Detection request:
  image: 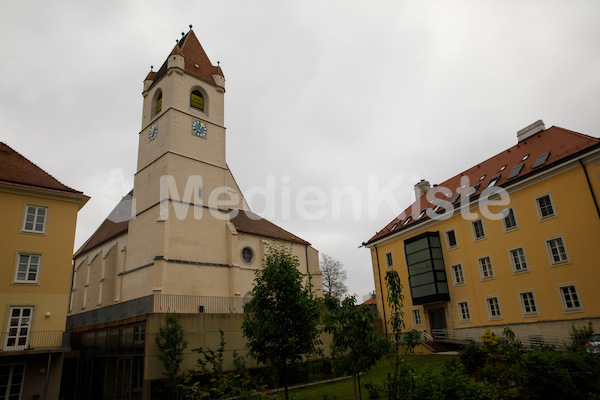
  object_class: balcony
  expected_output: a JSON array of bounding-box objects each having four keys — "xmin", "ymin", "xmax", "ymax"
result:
[{"xmin": 0, "ymin": 330, "xmax": 69, "ymax": 353}]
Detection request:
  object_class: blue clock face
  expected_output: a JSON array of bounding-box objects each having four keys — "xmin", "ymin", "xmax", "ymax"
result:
[
  {"xmin": 192, "ymin": 120, "xmax": 207, "ymax": 138},
  {"xmin": 148, "ymin": 124, "xmax": 158, "ymax": 141}
]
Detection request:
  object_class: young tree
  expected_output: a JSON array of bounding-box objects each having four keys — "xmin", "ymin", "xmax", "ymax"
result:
[
  {"xmin": 155, "ymin": 313, "xmax": 188, "ymax": 398},
  {"xmin": 320, "ymin": 253, "xmax": 348, "ymax": 299},
  {"xmin": 242, "ymin": 243, "xmax": 321, "ymax": 400},
  {"xmin": 323, "ymin": 295, "xmax": 389, "ymax": 400}
]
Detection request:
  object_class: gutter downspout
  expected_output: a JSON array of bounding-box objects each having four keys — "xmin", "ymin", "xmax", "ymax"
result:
[
  {"xmin": 374, "ymin": 246, "xmax": 388, "ymax": 337},
  {"xmin": 580, "ymin": 160, "xmax": 600, "ymax": 219}
]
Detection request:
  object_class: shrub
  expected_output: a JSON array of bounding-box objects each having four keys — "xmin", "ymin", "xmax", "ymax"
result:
[
  {"xmin": 459, "ymin": 341, "xmax": 486, "ymax": 374},
  {"xmin": 568, "ymin": 321, "xmax": 595, "ymax": 352}
]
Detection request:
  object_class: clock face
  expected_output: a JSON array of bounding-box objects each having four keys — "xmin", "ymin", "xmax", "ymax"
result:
[
  {"xmin": 148, "ymin": 124, "xmax": 158, "ymax": 141},
  {"xmin": 192, "ymin": 120, "xmax": 207, "ymax": 138}
]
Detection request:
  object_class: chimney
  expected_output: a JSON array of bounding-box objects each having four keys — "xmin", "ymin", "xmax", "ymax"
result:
[
  {"xmin": 414, "ymin": 179, "xmax": 431, "ymax": 200},
  {"xmin": 517, "ymin": 120, "xmax": 545, "ymax": 143}
]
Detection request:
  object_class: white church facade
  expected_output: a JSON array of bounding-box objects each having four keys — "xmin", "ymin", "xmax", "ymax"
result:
[{"xmin": 64, "ymin": 28, "xmax": 322, "ymax": 400}]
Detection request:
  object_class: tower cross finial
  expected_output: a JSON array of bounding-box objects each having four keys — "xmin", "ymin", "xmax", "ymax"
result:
[
  {"xmin": 189, "ymin": 24, "xmax": 193, "ymax": 30},
  {"xmin": 150, "ymin": 65, "xmax": 153, "ymax": 72}
]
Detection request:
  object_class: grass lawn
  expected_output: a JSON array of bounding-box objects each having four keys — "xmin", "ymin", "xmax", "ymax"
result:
[{"xmin": 270, "ymin": 354, "xmax": 457, "ymax": 400}]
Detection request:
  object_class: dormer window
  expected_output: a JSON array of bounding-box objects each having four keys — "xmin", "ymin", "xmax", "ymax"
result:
[{"xmin": 191, "ymin": 90, "xmax": 204, "ymax": 111}]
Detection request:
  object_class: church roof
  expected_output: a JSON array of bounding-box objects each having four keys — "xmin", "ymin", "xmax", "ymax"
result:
[
  {"xmin": 0, "ymin": 142, "xmax": 88, "ymax": 199},
  {"xmin": 365, "ymin": 126, "xmax": 600, "ymax": 245},
  {"xmin": 231, "ymin": 210, "xmax": 310, "ymax": 245},
  {"xmin": 148, "ymin": 29, "xmax": 224, "ymax": 89},
  {"xmin": 74, "ymin": 201, "xmax": 310, "ymax": 258}
]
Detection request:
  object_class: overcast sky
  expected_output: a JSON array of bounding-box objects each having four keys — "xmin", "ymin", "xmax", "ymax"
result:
[{"xmin": 2, "ymin": 1, "xmax": 599, "ymax": 300}]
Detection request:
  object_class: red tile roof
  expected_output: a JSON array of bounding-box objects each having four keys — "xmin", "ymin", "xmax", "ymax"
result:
[
  {"xmin": 148, "ymin": 29, "xmax": 224, "ymax": 90},
  {"xmin": 231, "ymin": 210, "xmax": 310, "ymax": 245},
  {"xmin": 0, "ymin": 142, "xmax": 87, "ymax": 199},
  {"xmin": 365, "ymin": 126, "xmax": 600, "ymax": 245},
  {"xmin": 74, "ymin": 204, "xmax": 309, "ymax": 258},
  {"xmin": 361, "ymin": 294, "xmax": 377, "ymax": 305}
]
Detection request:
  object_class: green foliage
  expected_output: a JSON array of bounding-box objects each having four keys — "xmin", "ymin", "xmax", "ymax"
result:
[
  {"xmin": 323, "ymin": 295, "xmax": 389, "ymax": 399},
  {"xmin": 385, "ymin": 270, "xmax": 405, "ymax": 354},
  {"xmin": 568, "ymin": 321, "xmax": 595, "ymax": 351},
  {"xmin": 180, "ymin": 330, "xmax": 255, "ymax": 399},
  {"xmin": 459, "ymin": 341, "xmax": 486, "ymax": 375},
  {"xmin": 242, "ymin": 243, "xmax": 321, "ymax": 400},
  {"xmin": 363, "ymin": 381, "xmax": 385, "ymax": 399},
  {"xmin": 155, "ymin": 313, "xmax": 188, "ymax": 396}
]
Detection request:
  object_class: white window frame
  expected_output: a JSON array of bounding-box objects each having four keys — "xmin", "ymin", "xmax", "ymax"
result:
[
  {"xmin": 411, "ymin": 308, "xmax": 423, "ymax": 327},
  {"xmin": 14, "ymin": 253, "xmax": 41, "ymax": 284},
  {"xmin": 478, "ymin": 255, "xmax": 495, "ymax": 280},
  {"xmin": 508, "ymin": 246, "xmax": 528, "ymax": 274},
  {"xmin": 4, "ymin": 306, "xmax": 33, "ymax": 351},
  {"xmin": 485, "ymin": 295, "xmax": 502, "ymax": 320},
  {"xmin": 451, "ymin": 263, "xmax": 465, "ymax": 286},
  {"xmin": 534, "ymin": 193, "xmax": 556, "ymax": 221},
  {"xmin": 545, "ymin": 235, "xmax": 570, "ymax": 266},
  {"xmin": 502, "ymin": 207, "xmax": 518, "ymax": 232},
  {"xmin": 557, "ymin": 282, "xmax": 583, "ymax": 313},
  {"xmin": 0, "ymin": 363, "xmax": 26, "ymax": 400},
  {"xmin": 471, "ymin": 219, "xmax": 486, "ymax": 241},
  {"xmin": 457, "ymin": 300, "xmax": 471, "ymax": 323},
  {"xmin": 385, "ymin": 252, "xmax": 394, "ymax": 268},
  {"xmin": 518, "ymin": 290, "xmax": 539, "ymax": 317},
  {"xmin": 21, "ymin": 204, "xmax": 48, "ymax": 234},
  {"xmin": 445, "ymin": 228, "xmax": 458, "ymax": 250}
]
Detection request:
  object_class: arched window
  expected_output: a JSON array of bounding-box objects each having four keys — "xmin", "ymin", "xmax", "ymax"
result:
[
  {"xmin": 190, "ymin": 90, "xmax": 204, "ymax": 111},
  {"xmin": 153, "ymin": 90, "xmax": 162, "ymax": 116}
]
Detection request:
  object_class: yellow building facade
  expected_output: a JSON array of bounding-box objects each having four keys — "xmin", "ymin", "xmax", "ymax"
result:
[
  {"xmin": 365, "ymin": 122, "xmax": 600, "ymax": 345},
  {"xmin": 0, "ymin": 142, "xmax": 88, "ymax": 399}
]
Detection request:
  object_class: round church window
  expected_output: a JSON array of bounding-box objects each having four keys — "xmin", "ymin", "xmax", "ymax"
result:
[{"xmin": 241, "ymin": 247, "xmax": 254, "ymax": 264}]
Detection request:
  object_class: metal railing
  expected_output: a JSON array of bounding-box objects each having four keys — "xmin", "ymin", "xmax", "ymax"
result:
[
  {"xmin": 431, "ymin": 328, "xmax": 570, "ymax": 349},
  {"xmin": 0, "ymin": 330, "xmax": 66, "ymax": 352},
  {"xmin": 153, "ymin": 294, "xmax": 250, "ymax": 314}
]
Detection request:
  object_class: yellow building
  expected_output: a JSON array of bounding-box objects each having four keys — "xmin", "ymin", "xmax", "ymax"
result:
[
  {"xmin": 65, "ymin": 28, "xmax": 322, "ymax": 400},
  {"xmin": 0, "ymin": 142, "xmax": 88, "ymax": 399},
  {"xmin": 364, "ymin": 121, "xmax": 600, "ymax": 346}
]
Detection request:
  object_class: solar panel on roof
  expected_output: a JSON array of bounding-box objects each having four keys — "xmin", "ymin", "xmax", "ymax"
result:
[
  {"xmin": 507, "ymin": 164, "xmax": 524, "ymax": 180},
  {"xmin": 533, "ymin": 152, "xmax": 550, "ymax": 168}
]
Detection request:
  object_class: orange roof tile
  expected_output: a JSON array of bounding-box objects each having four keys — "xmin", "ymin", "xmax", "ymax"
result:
[
  {"xmin": 365, "ymin": 126, "xmax": 600, "ymax": 245},
  {"xmin": 148, "ymin": 29, "xmax": 223, "ymax": 89},
  {"xmin": 0, "ymin": 142, "xmax": 87, "ymax": 198}
]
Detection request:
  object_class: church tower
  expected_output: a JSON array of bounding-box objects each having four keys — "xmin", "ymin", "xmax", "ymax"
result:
[{"xmin": 125, "ymin": 28, "xmax": 249, "ymax": 298}]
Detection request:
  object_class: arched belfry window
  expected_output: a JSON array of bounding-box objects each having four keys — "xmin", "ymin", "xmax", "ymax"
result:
[
  {"xmin": 153, "ymin": 90, "xmax": 162, "ymax": 117},
  {"xmin": 190, "ymin": 90, "xmax": 204, "ymax": 111}
]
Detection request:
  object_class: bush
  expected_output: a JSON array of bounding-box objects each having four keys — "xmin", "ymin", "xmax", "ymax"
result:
[
  {"xmin": 459, "ymin": 341, "xmax": 486, "ymax": 374},
  {"xmin": 568, "ymin": 321, "xmax": 595, "ymax": 352}
]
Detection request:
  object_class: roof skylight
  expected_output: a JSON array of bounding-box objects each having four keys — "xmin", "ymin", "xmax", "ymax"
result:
[
  {"xmin": 487, "ymin": 174, "xmax": 501, "ymax": 188},
  {"xmin": 500, "ymin": 165, "xmax": 507, "ymax": 171},
  {"xmin": 522, "ymin": 154, "xmax": 530, "ymax": 161},
  {"xmin": 391, "ymin": 222, "xmax": 399, "ymax": 230},
  {"xmin": 479, "ymin": 175, "xmax": 486, "ymax": 181},
  {"xmin": 507, "ymin": 164, "xmax": 524, "ymax": 179},
  {"xmin": 402, "ymin": 216, "xmax": 412, "ymax": 226},
  {"xmin": 533, "ymin": 152, "xmax": 550, "ymax": 168}
]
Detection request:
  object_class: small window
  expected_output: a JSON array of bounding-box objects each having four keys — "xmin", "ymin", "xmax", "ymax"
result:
[
  {"xmin": 156, "ymin": 91, "xmax": 162, "ymax": 114},
  {"xmin": 402, "ymin": 216, "xmax": 412, "ymax": 226},
  {"xmin": 486, "ymin": 296, "xmax": 502, "ymax": 320},
  {"xmin": 0, "ymin": 364, "xmax": 25, "ymax": 396},
  {"xmin": 451, "ymin": 264, "xmax": 465, "ymax": 286},
  {"xmin": 522, "ymin": 154, "xmax": 530, "ymax": 161},
  {"xmin": 457, "ymin": 301, "xmax": 471, "ymax": 323},
  {"xmin": 445, "ymin": 229, "xmax": 457, "ymax": 249},
  {"xmin": 22, "ymin": 205, "xmax": 47, "ymax": 233},
  {"xmin": 479, "ymin": 175, "xmax": 486, "ymax": 181},
  {"xmin": 472, "ymin": 219, "xmax": 485, "ymax": 240},
  {"xmin": 535, "ymin": 193, "xmax": 555, "ymax": 220},
  {"xmin": 532, "ymin": 152, "xmax": 550, "ymax": 168},
  {"xmin": 519, "ymin": 291, "xmax": 538, "ymax": 316},
  {"xmin": 509, "ymin": 247, "xmax": 528, "ymax": 273},
  {"xmin": 507, "ymin": 164, "xmax": 524, "ymax": 180},
  {"xmin": 417, "ymin": 210, "xmax": 426, "ymax": 219},
  {"xmin": 385, "ymin": 252, "xmax": 394, "ymax": 268},
  {"xmin": 412, "ymin": 309, "xmax": 422, "ymax": 327},
  {"xmin": 15, "ymin": 253, "xmax": 41, "ymax": 283},
  {"xmin": 502, "ymin": 207, "xmax": 518, "ymax": 231},
  {"xmin": 241, "ymin": 247, "xmax": 254, "ymax": 264},
  {"xmin": 499, "ymin": 165, "xmax": 507, "ymax": 171},
  {"xmin": 191, "ymin": 90, "xmax": 204, "ymax": 110},
  {"xmin": 557, "ymin": 283, "xmax": 583, "ymax": 313},
  {"xmin": 391, "ymin": 222, "xmax": 399, "ymax": 231},
  {"xmin": 478, "ymin": 256, "xmax": 494, "ymax": 280},
  {"xmin": 545, "ymin": 236, "xmax": 570, "ymax": 265},
  {"xmin": 487, "ymin": 175, "xmax": 501, "ymax": 188}
]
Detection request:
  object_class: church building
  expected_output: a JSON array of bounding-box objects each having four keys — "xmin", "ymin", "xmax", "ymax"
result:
[{"xmin": 64, "ymin": 28, "xmax": 322, "ymax": 400}]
